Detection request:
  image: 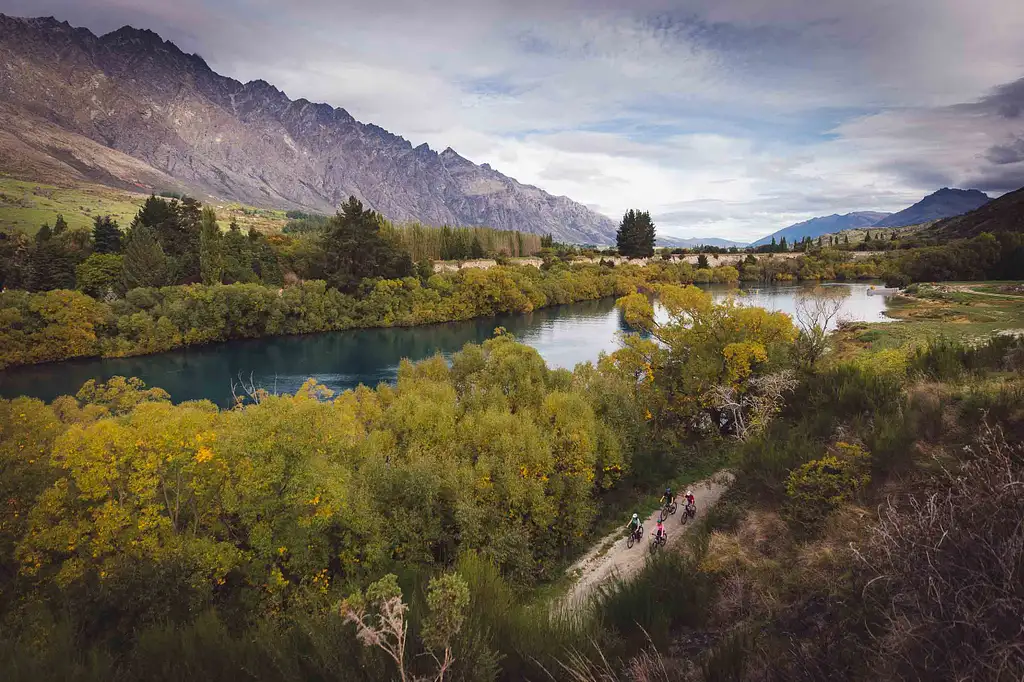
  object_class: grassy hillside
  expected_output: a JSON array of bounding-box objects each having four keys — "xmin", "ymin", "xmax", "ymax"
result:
[
  {"xmin": 0, "ymin": 176, "xmax": 291, "ymax": 235},
  {"xmin": 930, "ymin": 185, "xmax": 1024, "ymax": 239}
]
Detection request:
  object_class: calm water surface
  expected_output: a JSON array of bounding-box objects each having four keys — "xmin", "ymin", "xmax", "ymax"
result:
[{"xmin": 0, "ymin": 283, "xmax": 893, "ymax": 405}]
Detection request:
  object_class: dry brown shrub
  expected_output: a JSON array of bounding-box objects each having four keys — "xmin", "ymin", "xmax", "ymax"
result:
[{"xmin": 858, "ymin": 422, "xmax": 1024, "ymax": 681}]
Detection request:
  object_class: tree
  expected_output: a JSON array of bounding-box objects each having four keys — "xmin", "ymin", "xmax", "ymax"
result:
[
  {"xmin": 76, "ymin": 253, "xmax": 123, "ymax": 298},
  {"xmin": 92, "ymin": 216, "xmax": 123, "ymax": 254},
  {"xmin": 470, "ymin": 236, "xmax": 485, "ymax": 259},
  {"xmin": 780, "ymin": 236, "xmax": 788, "ymax": 252},
  {"xmin": 130, "ymin": 195, "xmax": 201, "ymax": 284},
  {"xmin": 27, "ymin": 224, "xmax": 75, "ymax": 291},
  {"xmin": 199, "ymin": 207, "xmax": 223, "ymax": 285},
  {"xmin": 793, "ymin": 286, "xmax": 849, "ymax": 368},
  {"xmin": 52, "ymin": 214, "xmax": 68, "ymax": 236},
  {"xmin": 616, "ymin": 209, "xmax": 656, "ymax": 258},
  {"xmin": 865, "ymin": 230, "xmax": 872, "ymax": 243},
  {"xmin": 221, "ymin": 221, "xmax": 255, "ymax": 284},
  {"xmin": 322, "ymin": 196, "xmax": 413, "ymax": 293},
  {"xmin": 122, "ymin": 225, "xmax": 171, "ymax": 289},
  {"xmin": 697, "ymin": 254, "xmax": 710, "ymax": 269}
]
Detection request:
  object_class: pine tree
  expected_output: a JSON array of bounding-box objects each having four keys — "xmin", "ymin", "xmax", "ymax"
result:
[
  {"xmin": 322, "ymin": 196, "xmax": 413, "ymax": 293},
  {"xmin": 697, "ymin": 254, "xmax": 710, "ymax": 269},
  {"xmin": 53, "ymin": 214, "xmax": 68, "ymax": 236},
  {"xmin": 27, "ymin": 224, "xmax": 75, "ymax": 291},
  {"xmin": 770, "ymin": 236, "xmax": 777, "ymax": 252},
  {"xmin": 122, "ymin": 225, "xmax": 170, "ymax": 289},
  {"xmin": 199, "ymin": 207, "xmax": 223, "ymax": 285},
  {"xmin": 616, "ymin": 210, "xmax": 656, "ymax": 258},
  {"xmin": 92, "ymin": 216, "xmax": 123, "ymax": 254},
  {"xmin": 844, "ymin": 234, "xmax": 850, "ymax": 245},
  {"xmin": 865, "ymin": 230, "xmax": 872, "ymax": 243},
  {"xmin": 780, "ymin": 236, "xmax": 788, "ymax": 252},
  {"xmin": 817, "ymin": 236, "xmax": 823, "ymax": 247}
]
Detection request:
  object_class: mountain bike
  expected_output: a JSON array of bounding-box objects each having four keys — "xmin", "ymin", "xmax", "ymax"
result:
[
  {"xmin": 658, "ymin": 499, "xmax": 678, "ymax": 523},
  {"xmin": 649, "ymin": 531, "xmax": 667, "ymax": 554},
  {"xmin": 680, "ymin": 502, "xmax": 697, "ymax": 525},
  {"xmin": 626, "ymin": 524, "xmax": 644, "ymax": 549}
]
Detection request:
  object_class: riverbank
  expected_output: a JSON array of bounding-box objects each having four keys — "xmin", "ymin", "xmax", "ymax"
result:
[
  {"xmin": 833, "ymin": 280, "xmax": 1024, "ymax": 358},
  {"xmin": 0, "ymin": 260, "xmax": 742, "ymax": 371},
  {"xmin": 0, "ymin": 283, "xmax": 894, "ymax": 405}
]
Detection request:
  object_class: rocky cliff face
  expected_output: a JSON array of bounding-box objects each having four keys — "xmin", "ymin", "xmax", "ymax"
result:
[{"xmin": 0, "ymin": 15, "xmax": 617, "ymax": 243}]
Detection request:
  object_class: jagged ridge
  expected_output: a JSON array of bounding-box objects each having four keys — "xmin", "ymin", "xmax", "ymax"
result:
[{"xmin": 0, "ymin": 14, "xmax": 617, "ymax": 243}]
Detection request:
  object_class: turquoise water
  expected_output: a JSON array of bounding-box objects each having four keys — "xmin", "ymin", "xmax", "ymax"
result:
[{"xmin": 0, "ymin": 283, "xmax": 892, "ymax": 405}]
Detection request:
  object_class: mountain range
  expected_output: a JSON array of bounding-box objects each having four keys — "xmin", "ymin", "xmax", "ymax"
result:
[
  {"xmin": 872, "ymin": 188, "xmax": 991, "ymax": 228},
  {"xmin": 752, "ymin": 188, "xmax": 993, "ymax": 246},
  {"xmin": 750, "ymin": 211, "xmax": 890, "ymax": 247},
  {"xmin": 656, "ymin": 236, "xmax": 746, "ymax": 249},
  {"xmin": 929, "ymin": 185, "xmax": 1024, "ymax": 239},
  {"xmin": 0, "ymin": 15, "xmax": 617, "ymax": 243}
]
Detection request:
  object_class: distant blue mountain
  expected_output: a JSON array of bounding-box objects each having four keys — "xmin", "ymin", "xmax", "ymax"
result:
[
  {"xmin": 871, "ymin": 188, "xmax": 990, "ymax": 227},
  {"xmin": 656, "ymin": 236, "xmax": 746, "ymax": 248},
  {"xmin": 751, "ymin": 211, "xmax": 890, "ymax": 247}
]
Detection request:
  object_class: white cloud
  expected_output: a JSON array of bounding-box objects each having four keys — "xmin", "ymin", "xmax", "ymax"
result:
[{"xmin": 4, "ymin": 0, "xmax": 1024, "ymax": 240}]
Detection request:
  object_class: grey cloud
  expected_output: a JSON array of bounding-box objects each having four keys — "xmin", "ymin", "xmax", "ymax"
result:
[
  {"xmin": 974, "ymin": 78, "xmax": 1024, "ymax": 119},
  {"xmin": 985, "ymin": 137, "xmax": 1024, "ymax": 165},
  {"xmin": 3, "ymin": 0, "xmax": 1024, "ymax": 241}
]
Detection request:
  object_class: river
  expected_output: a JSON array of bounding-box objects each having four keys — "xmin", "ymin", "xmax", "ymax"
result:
[{"xmin": 0, "ymin": 283, "xmax": 894, "ymax": 405}]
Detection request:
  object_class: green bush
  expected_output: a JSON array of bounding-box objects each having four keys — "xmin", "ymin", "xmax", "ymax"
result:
[{"xmin": 783, "ymin": 443, "xmax": 871, "ymax": 532}]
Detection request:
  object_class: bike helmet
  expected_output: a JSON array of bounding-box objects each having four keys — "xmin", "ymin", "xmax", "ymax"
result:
[
  {"xmin": 632, "ymin": 513, "xmax": 639, "ymax": 520},
  {"xmin": 665, "ymin": 487, "xmax": 671, "ymax": 494},
  {"xmin": 686, "ymin": 490, "xmax": 693, "ymax": 496}
]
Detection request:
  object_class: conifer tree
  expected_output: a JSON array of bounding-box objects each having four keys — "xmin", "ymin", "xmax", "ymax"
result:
[
  {"xmin": 199, "ymin": 207, "xmax": 223, "ymax": 285},
  {"xmin": 92, "ymin": 216, "xmax": 123, "ymax": 254},
  {"xmin": 616, "ymin": 210, "xmax": 656, "ymax": 258},
  {"xmin": 122, "ymin": 225, "xmax": 170, "ymax": 289}
]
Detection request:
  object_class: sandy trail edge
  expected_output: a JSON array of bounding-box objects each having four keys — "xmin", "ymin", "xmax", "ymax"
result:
[{"xmin": 557, "ymin": 470, "xmax": 735, "ymax": 614}]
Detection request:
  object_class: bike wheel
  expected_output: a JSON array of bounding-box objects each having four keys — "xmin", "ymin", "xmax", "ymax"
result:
[
  {"xmin": 627, "ymin": 533, "xmax": 635, "ymax": 549},
  {"xmin": 670, "ymin": 502, "xmax": 678, "ymax": 515},
  {"xmin": 649, "ymin": 539, "xmax": 657, "ymax": 554},
  {"xmin": 658, "ymin": 507, "xmax": 668, "ymax": 523},
  {"xmin": 681, "ymin": 509, "xmax": 690, "ymax": 525}
]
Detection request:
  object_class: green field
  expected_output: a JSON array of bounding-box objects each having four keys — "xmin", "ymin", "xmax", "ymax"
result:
[
  {"xmin": 836, "ymin": 283, "xmax": 1024, "ymax": 357},
  {"xmin": 0, "ymin": 176, "xmax": 145, "ymax": 235},
  {"xmin": 0, "ymin": 176, "xmax": 293, "ymax": 235}
]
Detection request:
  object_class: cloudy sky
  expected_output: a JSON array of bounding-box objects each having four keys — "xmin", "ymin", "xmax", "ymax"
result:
[{"xmin": 5, "ymin": 0, "xmax": 1024, "ymax": 241}]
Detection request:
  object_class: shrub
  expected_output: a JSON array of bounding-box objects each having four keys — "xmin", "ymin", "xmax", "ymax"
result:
[
  {"xmin": 861, "ymin": 424, "xmax": 1024, "ymax": 681},
  {"xmin": 783, "ymin": 443, "xmax": 870, "ymax": 532}
]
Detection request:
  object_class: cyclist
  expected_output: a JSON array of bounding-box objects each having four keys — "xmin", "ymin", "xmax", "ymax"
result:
[
  {"xmin": 661, "ymin": 487, "xmax": 675, "ymax": 509},
  {"xmin": 684, "ymin": 489, "xmax": 696, "ymax": 513},
  {"xmin": 655, "ymin": 519, "xmax": 666, "ymax": 543},
  {"xmin": 627, "ymin": 512, "xmax": 642, "ymax": 539}
]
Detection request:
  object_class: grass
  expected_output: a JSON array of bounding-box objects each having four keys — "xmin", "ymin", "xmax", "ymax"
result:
[
  {"xmin": 834, "ymin": 284, "xmax": 1024, "ymax": 358},
  {"xmin": 0, "ymin": 176, "xmax": 143, "ymax": 235},
  {"xmin": 0, "ymin": 176, "xmax": 293, "ymax": 235}
]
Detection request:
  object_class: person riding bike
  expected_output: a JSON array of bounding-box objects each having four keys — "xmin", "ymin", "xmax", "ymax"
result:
[
  {"xmin": 661, "ymin": 487, "xmax": 675, "ymax": 508},
  {"xmin": 627, "ymin": 512, "xmax": 642, "ymax": 538},
  {"xmin": 684, "ymin": 490, "xmax": 696, "ymax": 512},
  {"xmin": 655, "ymin": 519, "xmax": 666, "ymax": 542}
]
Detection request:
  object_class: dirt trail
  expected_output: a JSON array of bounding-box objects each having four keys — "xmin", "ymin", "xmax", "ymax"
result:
[{"xmin": 557, "ymin": 470, "xmax": 735, "ymax": 614}]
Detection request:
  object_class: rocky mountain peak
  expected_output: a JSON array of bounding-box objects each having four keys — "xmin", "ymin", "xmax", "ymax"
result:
[{"xmin": 0, "ymin": 13, "xmax": 618, "ymax": 243}]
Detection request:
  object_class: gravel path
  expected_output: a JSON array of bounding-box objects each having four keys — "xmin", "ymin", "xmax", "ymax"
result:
[{"xmin": 557, "ymin": 469, "xmax": 735, "ymax": 614}]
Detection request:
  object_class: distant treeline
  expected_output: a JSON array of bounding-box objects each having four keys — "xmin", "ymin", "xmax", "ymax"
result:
[{"xmin": 381, "ymin": 223, "xmax": 544, "ymax": 261}]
